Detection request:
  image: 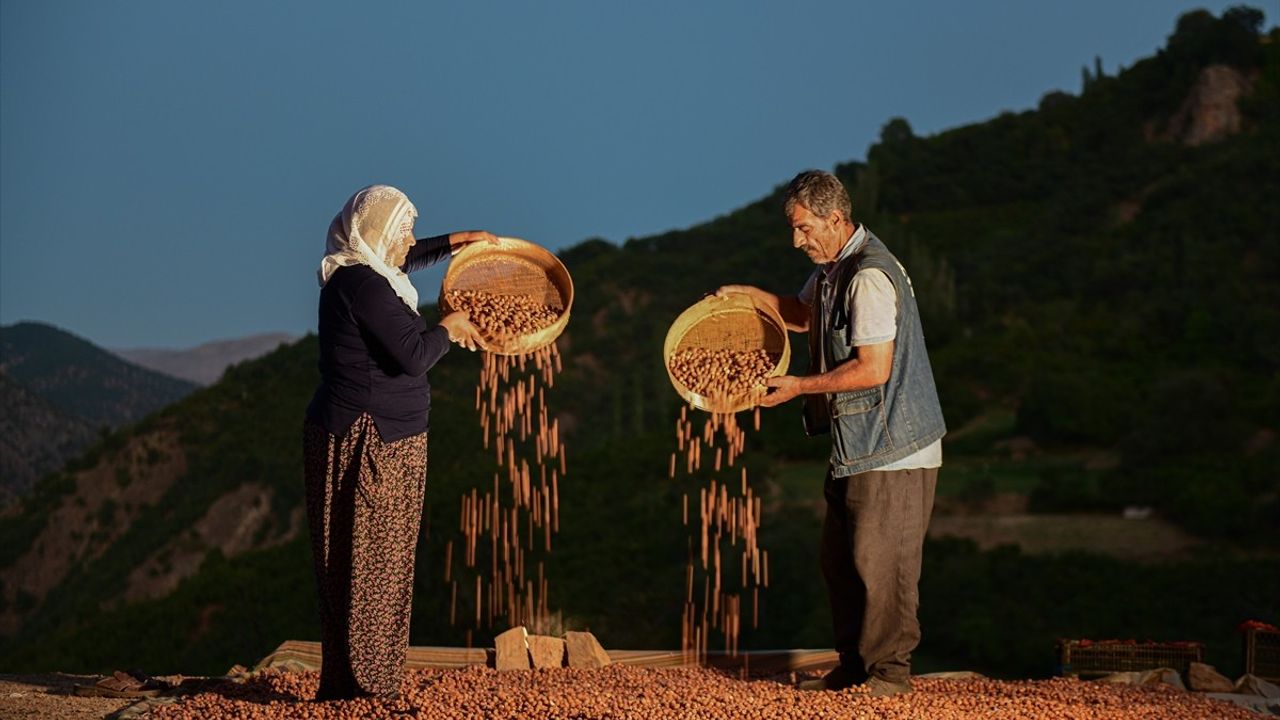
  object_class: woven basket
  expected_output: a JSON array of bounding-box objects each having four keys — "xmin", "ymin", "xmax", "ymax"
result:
[
  {"xmin": 663, "ymin": 292, "xmax": 790, "ymax": 413},
  {"xmin": 439, "ymin": 237, "xmax": 573, "ymax": 356}
]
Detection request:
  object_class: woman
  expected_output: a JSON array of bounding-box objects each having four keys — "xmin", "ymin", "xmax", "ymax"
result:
[{"xmin": 303, "ymin": 184, "xmax": 491, "ymax": 700}]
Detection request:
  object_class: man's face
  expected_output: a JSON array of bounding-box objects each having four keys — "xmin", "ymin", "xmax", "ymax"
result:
[{"xmin": 788, "ymin": 203, "xmax": 844, "ymax": 264}]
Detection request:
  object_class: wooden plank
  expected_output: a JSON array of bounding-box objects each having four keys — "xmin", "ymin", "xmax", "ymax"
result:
[{"xmin": 255, "ymin": 640, "xmax": 837, "ymax": 673}]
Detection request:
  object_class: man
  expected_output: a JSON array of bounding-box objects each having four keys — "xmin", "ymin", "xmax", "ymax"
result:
[{"xmin": 718, "ymin": 170, "xmax": 945, "ymax": 697}]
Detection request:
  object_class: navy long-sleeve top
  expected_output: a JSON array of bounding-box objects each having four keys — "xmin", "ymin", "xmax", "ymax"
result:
[{"xmin": 305, "ymin": 234, "xmax": 454, "ymax": 441}]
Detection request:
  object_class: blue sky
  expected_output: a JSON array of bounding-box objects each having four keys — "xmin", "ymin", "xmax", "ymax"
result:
[{"xmin": 0, "ymin": 1, "xmax": 1252, "ymax": 348}]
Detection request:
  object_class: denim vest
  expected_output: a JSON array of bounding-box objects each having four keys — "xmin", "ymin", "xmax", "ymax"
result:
[{"xmin": 817, "ymin": 231, "xmax": 946, "ymax": 476}]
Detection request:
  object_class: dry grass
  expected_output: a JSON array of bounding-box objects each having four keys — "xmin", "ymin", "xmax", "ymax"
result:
[
  {"xmin": 0, "ymin": 675, "xmax": 134, "ymax": 720},
  {"xmin": 928, "ymin": 514, "xmax": 1203, "ymax": 561}
]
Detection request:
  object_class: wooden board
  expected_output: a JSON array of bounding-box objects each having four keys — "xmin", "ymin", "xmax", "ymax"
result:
[{"xmin": 254, "ymin": 641, "xmax": 838, "ymax": 674}]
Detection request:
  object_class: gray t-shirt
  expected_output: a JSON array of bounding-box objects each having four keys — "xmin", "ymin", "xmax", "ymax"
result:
[{"xmin": 799, "ymin": 266, "xmax": 898, "ymax": 346}]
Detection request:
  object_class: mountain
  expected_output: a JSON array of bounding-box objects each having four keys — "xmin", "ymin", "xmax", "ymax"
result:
[
  {"xmin": 0, "ymin": 322, "xmax": 198, "ymax": 501},
  {"xmin": 0, "ymin": 372, "xmax": 95, "ymax": 503},
  {"xmin": 0, "ymin": 322, "xmax": 197, "ymax": 428},
  {"xmin": 0, "ymin": 7, "xmax": 1275, "ymax": 680},
  {"xmin": 114, "ymin": 333, "xmax": 298, "ymax": 386}
]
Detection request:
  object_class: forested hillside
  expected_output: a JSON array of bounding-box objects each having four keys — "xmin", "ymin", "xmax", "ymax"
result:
[
  {"xmin": 862, "ymin": 6, "xmax": 1280, "ymax": 542},
  {"xmin": 0, "ymin": 7, "xmax": 1275, "ymax": 680},
  {"xmin": 0, "ymin": 372, "xmax": 95, "ymax": 504}
]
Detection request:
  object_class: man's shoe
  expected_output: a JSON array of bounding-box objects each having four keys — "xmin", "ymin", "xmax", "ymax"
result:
[
  {"xmin": 797, "ymin": 665, "xmax": 866, "ymax": 691},
  {"xmin": 863, "ymin": 676, "xmax": 912, "ymax": 697}
]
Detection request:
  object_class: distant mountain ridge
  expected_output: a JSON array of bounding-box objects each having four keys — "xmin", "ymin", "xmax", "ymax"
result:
[
  {"xmin": 0, "ymin": 322, "xmax": 197, "ymax": 500},
  {"xmin": 114, "ymin": 332, "xmax": 298, "ymax": 386},
  {"xmin": 0, "ymin": 322, "xmax": 197, "ymax": 428}
]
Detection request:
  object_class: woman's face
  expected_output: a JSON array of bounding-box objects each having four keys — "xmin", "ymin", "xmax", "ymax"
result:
[{"xmin": 387, "ymin": 215, "xmax": 415, "ymax": 267}]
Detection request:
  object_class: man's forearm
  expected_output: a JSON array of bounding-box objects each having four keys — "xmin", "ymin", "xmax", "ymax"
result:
[
  {"xmin": 797, "ymin": 357, "xmax": 884, "ymax": 395},
  {"xmin": 776, "ymin": 295, "xmax": 810, "ymax": 332},
  {"xmin": 733, "ymin": 285, "xmax": 781, "ymax": 313},
  {"xmin": 759, "ymin": 340, "xmax": 891, "ymax": 407},
  {"xmin": 799, "ymin": 340, "xmax": 894, "ymax": 394},
  {"xmin": 719, "ymin": 284, "xmax": 809, "ymax": 331}
]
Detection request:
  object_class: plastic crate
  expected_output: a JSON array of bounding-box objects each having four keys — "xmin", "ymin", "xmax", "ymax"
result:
[
  {"xmin": 1056, "ymin": 639, "xmax": 1203, "ymax": 678},
  {"xmin": 1245, "ymin": 629, "xmax": 1280, "ymax": 681}
]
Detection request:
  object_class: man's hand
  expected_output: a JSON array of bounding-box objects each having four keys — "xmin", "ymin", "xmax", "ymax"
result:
[
  {"xmin": 715, "ymin": 284, "xmax": 759, "ymax": 299},
  {"xmin": 440, "ymin": 311, "xmax": 482, "ymax": 352},
  {"xmin": 758, "ymin": 375, "xmax": 804, "ymax": 407}
]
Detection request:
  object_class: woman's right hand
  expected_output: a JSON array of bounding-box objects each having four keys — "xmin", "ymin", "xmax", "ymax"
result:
[{"xmin": 440, "ymin": 311, "xmax": 482, "ymax": 352}]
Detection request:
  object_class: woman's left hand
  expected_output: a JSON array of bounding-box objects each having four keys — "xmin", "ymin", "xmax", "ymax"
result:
[{"xmin": 449, "ymin": 230, "xmax": 500, "ymax": 252}]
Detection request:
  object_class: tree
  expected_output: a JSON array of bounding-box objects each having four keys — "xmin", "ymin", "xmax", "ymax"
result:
[
  {"xmin": 1224, "ymin": 5, "xmax": 1264, "ymax": 35},
  {"xmin": 880, "ymin": 117, "xmax": 915, "ymax": 146}
]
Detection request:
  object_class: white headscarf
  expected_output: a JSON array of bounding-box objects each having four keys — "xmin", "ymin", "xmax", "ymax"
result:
[{"xmin": 319, "ymin": 185, "xmax": 421, "ymax": 314}]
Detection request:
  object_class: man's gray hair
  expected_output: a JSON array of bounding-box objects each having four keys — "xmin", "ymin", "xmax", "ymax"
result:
[{"xmin": 784, "ymin": 170, "xmax": 852, "ymax": 221}]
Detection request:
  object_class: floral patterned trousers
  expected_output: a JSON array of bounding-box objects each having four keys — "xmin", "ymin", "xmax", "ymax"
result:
[{"xmin": 303, "ymin": 413, "xmax": 427, "ymax": 700}]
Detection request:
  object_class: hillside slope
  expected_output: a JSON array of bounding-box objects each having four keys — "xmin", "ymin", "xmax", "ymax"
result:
[{"xmin": 0, "ymin": 372, "xmax": 95, "ymax": 502}]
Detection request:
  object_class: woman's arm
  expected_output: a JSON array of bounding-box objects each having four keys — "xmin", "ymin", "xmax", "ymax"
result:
[
  {"xmin": 400, "ymin": 234, "xmax": 452, "ymax": 274},
  {"xmin": 352, "ymin": 278, "xmax": 451, "ymax": 377},
  {"xmin": 401, "ymin": 231, "xmax": 499, "ymax": 274}
]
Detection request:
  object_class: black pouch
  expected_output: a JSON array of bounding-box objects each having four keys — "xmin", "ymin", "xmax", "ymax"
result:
[{"xmin": 802, "ymin": 394, "xmax": 830, "ymax": 436}]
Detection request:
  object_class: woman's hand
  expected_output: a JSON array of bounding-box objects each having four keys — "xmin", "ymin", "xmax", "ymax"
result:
[
  {"xmin": 440, "ymin": 311, "xmax": 483, "ymax": 352},
  {"xmin": 449, "ymin": 230, "xmax": 500, "ymax": 253}
]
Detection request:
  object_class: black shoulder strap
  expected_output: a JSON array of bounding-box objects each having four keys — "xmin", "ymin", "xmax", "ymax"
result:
[{"xmin": 829, "ymin": 249, "xmax": 863, "ymax": 348}]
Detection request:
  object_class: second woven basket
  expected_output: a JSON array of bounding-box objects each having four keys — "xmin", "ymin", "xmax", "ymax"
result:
[{"xmin": 663, "ymin": 292, "xmax": 790, "ymax": 413}]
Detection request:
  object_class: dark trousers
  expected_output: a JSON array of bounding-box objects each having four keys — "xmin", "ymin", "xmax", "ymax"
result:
[{"xmin": 820, "ymin": 465, "xmax": 937, "ymax": 683}]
